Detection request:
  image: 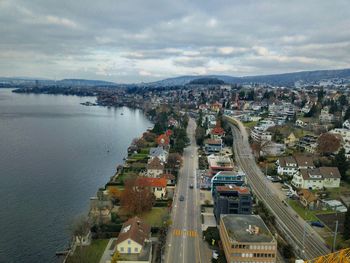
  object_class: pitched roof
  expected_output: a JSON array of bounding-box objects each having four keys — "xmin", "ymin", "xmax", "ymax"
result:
[
  {"xmin": 116, "ymin": 216, "xmax": 150, "ymax": 246},
  {"xmin": 147, "ymin": 157, "xmax": 164, "ymax": 170},
  {"xmin": 295, "ymin": 155, "xmax": 315, "ymax": 168},
  {"xmin": 298, "ymin": 189, "xmax": 318, "ymax": 203},
  {"xmin": 211, "ymin": 126, "xmax": 225, "ymax": 135},
  {"xmin": 135, "ymin": 177, "xmax": 167, "ymax": 188},
  {"xmin": 204, "ymin": 138, "xmax": 222, "ymax": 145},
  {"xmin": 162, "ymin": 173, "xmax": 175, "ymax": 180},
  {"xmin": 319, "ymin": 167, "xmax": 341, "ymax": 179},
  {"xmin": 157, "ymin": 134, "xmax": 170, "ymax": 146},
  {"xmin": 149, "ymin": 147, "xmax": 167, "ymax": 157},
  {"xmin": 278, "ymin": 156, "xmax": 297, "ymax": 167}
]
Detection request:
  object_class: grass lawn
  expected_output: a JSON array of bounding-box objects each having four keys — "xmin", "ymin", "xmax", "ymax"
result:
[
  {"xmin": 243, "ymin": 121, "xmax": 258, "ymax": 128},
  {"xmin": 139, "ymin": 207, "xmax": 169, "ymax": 227},
  {"xmin": 67, "ymin": 239, "xmax": 109, "ymax": 263},
  {"xmin": 288, "ymin": 200, "xmax": 334, "ymax": 222}
]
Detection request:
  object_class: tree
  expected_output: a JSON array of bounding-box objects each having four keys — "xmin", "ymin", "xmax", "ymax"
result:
[
  {"xmin": 195, "ymin": 126, "xmax": 206, "ymax": 146},
  {"xmin": 120, "ymin": 178, "xmax": 155, "ymax": 215},
  {"xmin": 111, "ymin": 251, "xmax": 122, "ymax": 263},
  {"xmin": 344, "ymin": 208, "xmax": 350, "ymax": 240},
  {"xmin": 333, "ymin": 148, "xmax": 349, "ymax": 181},
  {"xmin": 108, "ymin": 187, "xmax": 122, "ymax": 204},
  {"xmin": 166, "ymin": 152, "xmax": 182, "ymax": 170},
  {"xmin": 338, "ymin": 94, "xmax": 348, "ymax": 107},
  {"xmin": 317, "ymin": 133, "xmax": 341, "ymax": 155},
  {"xmin": 70, "ymin": 215, "xmax": 90, "ymax": 248},
  {"xmin": 344, "ymin": 106, "xmax": 350, "ymax": 121}
]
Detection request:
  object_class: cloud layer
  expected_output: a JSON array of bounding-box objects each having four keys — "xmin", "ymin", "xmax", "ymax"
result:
[{"xmin": 0, "ymin": 0, "xmax": 350, "ymax": 83}]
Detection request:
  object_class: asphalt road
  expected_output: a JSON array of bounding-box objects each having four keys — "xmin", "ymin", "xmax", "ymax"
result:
[
  {"xmin": 164, "ymin": 118, "xmax": 211, "ymax": 263},
  {"xmin": 225, "ymin": 115, "xmax": 330, "ymax": 260}
]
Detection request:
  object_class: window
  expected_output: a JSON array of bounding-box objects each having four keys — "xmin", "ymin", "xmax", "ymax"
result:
[
  {"xmin": 128, "ymin": 240, "xmax": 131, "ymax": 244},
  {"xmin": 120, "ymin": 247, "xmax": 124, "ymax": 252},
  {"xmin": 128, "ymin": 247, "xmax": 131, "ymax": 254},
  {"xmin": 135, "ymin": 247, "xmax": 138, "ymax": 252},
  {"xmin": 157, "ymin": 187, "xmax": 162, "ymax": 191}
]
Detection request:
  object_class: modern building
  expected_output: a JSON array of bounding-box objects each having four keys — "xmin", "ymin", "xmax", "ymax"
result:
[
  {"xmin": 296, "ymin": 135, "xmax": 318, "ymax": 153},
  {"xmin": 220, "ymin": 214, "xmax": 277, "ymax": 263},
  {"xmin": 291, "ymin": 167, "xmax": 341, "ymax": 190},
  {"xmin": 251, "ymin": 126, "xmax": 272, "ymax": 143},
  {"xmin": 214, "ymin": 185, "xmax": 252, "ymax": 222},
  {"xmin": 211, "ymin": 170, "xmax": 246, "ymax": 194},
  {"xmin": 204, "ymin": 138, "xmax": 223, "ymax": 154},
  {"xmin": 115, "ymin": 217, "xmax": 152, "ymax": 263},
  {"xmin": 208, "ymin": 154, "xmax": 234, "ymax": 175}
]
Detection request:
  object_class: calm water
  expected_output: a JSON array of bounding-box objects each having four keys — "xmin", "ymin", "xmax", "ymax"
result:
[{"xmin": 0, "ymin": 89, "xmax": 152, "ymax": 263}]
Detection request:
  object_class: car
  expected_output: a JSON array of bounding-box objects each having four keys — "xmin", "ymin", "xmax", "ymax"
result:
[
  {"xmin": 179, "ymin": 195, "xmax": 185, "ymax": 201},
  {"xmin": 191, "ymin": 154, "xmax": 194, "ymax": 158},
  {"xmin": 189, "ymin": 184, "xmax": 194, "ymax": 189},
  {"xmin": 311, "ymin": 221, "xmax": 325, "ymax": 228}
]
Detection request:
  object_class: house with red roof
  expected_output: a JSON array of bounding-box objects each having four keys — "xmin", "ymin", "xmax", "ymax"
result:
[
  {"xmin": 135, "ymin": 177, "xmax": 167, "ymax": 199},
  {"xmin": 210, "ymin": 121, "xmax": 225, "ymax": 140},
  {"xmin": 156, "ymin": 134, "xmax": 170, "ymax": 147}
]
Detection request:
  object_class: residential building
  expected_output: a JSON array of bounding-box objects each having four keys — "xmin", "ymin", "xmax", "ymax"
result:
[
  {"xmin": 204, "ymin": 138, "xmax": 222, "ymax": 154},
  {"xmin": 149, "ymin": 146, "xmax": 168, "ymax": 163},
  {"xmin": 276, "ymin": 156, "xmax": 298, "ymax": 176},
  {"xmin": 146, "ymin": 157, "xmax": 164, "ymax": 178},
  {"xmin": 251, "ymin": 126, "xmax": 272, "ymax": 142},
  {"xmin": 319, "ymin": 108, "xmax": 335, "ymax": 124},
  {"xmin": 208, "ymin": 154, "xmax": 234, "ymax": 175},
  {"xmin": 214, "ymin": 185, "xmax": 252, "ymax": 222},
  {"xmin": 210, "ymin": 123, "xmax": 225, "ymax": 140},
  {"xmin": 296, "ymin": 135, "xmax": 318, "ymax": 153},
  {"xmin": 115, "ymin": 217, "xmax": 152, "ymax": 263},
  {"xmin": 220, "ymin": 214, "xmax": 277, "ymax": 263},
  {"xmin": 343, "ymin": 119, "xmax": 350, "ymax": 130},
  {"xmin": 294, "ymin": 155, "xmax": 315, "ymax": 169},
  {"xmin": 156, "ymin": 134, "xmax": 170, "ymax": 148},
  {"xmin": 291, "ymin": 167, "xmax": 341, "ymax": 190},
  {"xmin": 284, "ymin": 132, "xmax": 298, "ymax": 147},
  {"xmin": 135, "ymin": 177, "xmax": 167, "ymax": 199}
]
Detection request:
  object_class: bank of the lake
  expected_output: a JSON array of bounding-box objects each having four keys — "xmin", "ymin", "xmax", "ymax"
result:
[{"xmin": 0, "ymin": 89, "xmax": 152, "ymax": 263}]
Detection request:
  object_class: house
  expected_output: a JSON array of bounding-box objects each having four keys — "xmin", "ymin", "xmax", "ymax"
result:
[
  {"xmin": 204, "ymin": 138, "xmax": 222, "ymax": 154},
  {"xmin": 115, "ymin": 217, "xmax": 152, "ymax": 263},
  {"xmin": 210, "ymin": 122, "xmax": 225, "ymax": 140},
  {"xmin": 296, "ymin": 135, "xmax": 318, "ymax": 153},
  {"xmin": 251, "ymin": 127, "xmax": 272, "ymax": 142},
  {"xmin": 146, "ymin": 157, "xmax": 164, "ymax": 178},
  {"xmin": 135, "ymin": 177, "xmax": 167, "ymax": 199},
  {"xmin": 211, "ymin": 102, "xmax": 222, "ymax": 112},
  {"xmin": 343, "ymin": 119, "xmax": 350, "ymax": 130},
  {"xmin": 284, "ymin": 132, "xmax": 298, "ymax": 147},
  {"xmin": 291, "ymin": 167, "xmax": 341, "ymax": 190},
  {"xmin": 319, "ymin": 108, "xmax": 335, "ymax": 124},
  {"xmin": 298, "ymin": 189, "xmax": 319, "ymax": 210},
  {"xmin": 168, "ymin": 118, "xmax": 178, "ymax": 127},
  {"xmin": 276, "ymin": 156, "xmax": 298, "ymax": 176},
  {"xmin": 220, "ymin": 214, "xmax": 277, "ymax": 263},
  {"xmin": 214, "ymin": 185, "xmax": 252, "ymax": 222},
  {"xmin": 149, "ymin": 147, "xmax": 168, "ymax": 163},
  {"xmin": 156, "ymin": 134, "xmax": 170, "ymax": 148},
  {"xmin": 161, "ymin": 173, "xmax": 175, "ymax": 185},
  {"xmin": 294, "ymin": 155, "xmax": 315, "ymax": 169}
]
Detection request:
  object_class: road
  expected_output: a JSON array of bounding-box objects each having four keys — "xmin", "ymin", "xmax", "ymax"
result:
[
  {"xmin": 164, "ymin": 118, "xmax": 211, "ymax": 263},
  {"xmin": 224, "ymin": 115, "xmax": 330, "ymax": 260}
]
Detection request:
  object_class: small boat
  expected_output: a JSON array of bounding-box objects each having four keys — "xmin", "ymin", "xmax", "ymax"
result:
[{"xmin": 120, "ymin": 112, "xmax": 124, "ymax": 115}]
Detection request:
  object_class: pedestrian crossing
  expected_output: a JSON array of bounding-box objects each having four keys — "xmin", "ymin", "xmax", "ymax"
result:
[{"xmin": 172, "ymin": 229, "xmax": 198, "ymax": 237}]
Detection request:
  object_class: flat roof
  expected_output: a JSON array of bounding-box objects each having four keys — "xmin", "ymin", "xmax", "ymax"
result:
[{"xmin": 221, "ymin": 214, "xmax": 274, "ymax": 243}]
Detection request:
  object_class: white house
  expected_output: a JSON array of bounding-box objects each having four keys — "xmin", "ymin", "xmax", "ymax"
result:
[
  {"xmin": 115, "ymin": 217, "xmax": 152, "ymax": 262},
  {"xmin": 292, "ymin": 167, "xmax": 341, "ymax": 190},
  {"xmin": 146, "ymin": 157, "xmax": 164, "ymax": 178},
  {"xmin": 276, "ymin": 156, "xmax": 298, "ymax": 176},
  {"xmin": 149, "ymin": 147, "xmax": 168, "ymax": 163}
]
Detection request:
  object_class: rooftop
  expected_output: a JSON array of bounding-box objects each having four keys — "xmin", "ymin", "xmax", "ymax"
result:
[
  {"xmin": 221, "ymin": 214, "xmax": 274, "ymax": 243},
  {"xmin": 208, "ymin": 155, "xmax": 234, "ymax": 169},
  {"xmin": 216, "ymin": 185, "xmax": 250, "ymax": 194}
]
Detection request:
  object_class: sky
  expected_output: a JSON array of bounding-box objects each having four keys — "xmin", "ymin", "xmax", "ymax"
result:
[{"xmin": 0, "ymin": 0, "xmax": 350, "ymax": 83}]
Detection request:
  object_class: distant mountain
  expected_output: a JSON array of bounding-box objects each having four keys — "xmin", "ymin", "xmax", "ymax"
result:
[
  {"xmin": 146, "ymin": 68, "xmax": 350, "ymax": 87},
  {"xmin": 188, "ymin": 77, "xmax": 225, "ymax": 85},
  {"xmin": 57, "ymin": 79, "xmax": 117, "ymax": 86}
]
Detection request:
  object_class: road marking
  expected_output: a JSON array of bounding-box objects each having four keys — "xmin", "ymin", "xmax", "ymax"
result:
[{"xmin": 172, "ymin": 229, "xmax": 198, "ymax": 237}]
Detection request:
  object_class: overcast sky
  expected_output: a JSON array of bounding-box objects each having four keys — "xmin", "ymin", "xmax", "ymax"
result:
[{"xmin": 0, "ymin": 0, "xmax": 350, "ymax": 83}]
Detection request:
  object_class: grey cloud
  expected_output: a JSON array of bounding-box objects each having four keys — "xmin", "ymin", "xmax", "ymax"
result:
[{"xmin": 0, "ymin": 0, "xmax": 349, "ymax": 82}]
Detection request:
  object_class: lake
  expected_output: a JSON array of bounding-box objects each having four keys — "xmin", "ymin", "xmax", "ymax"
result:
[{"xmin": 0, "ymin": 89, "xmax": 152, "ymax": 263}]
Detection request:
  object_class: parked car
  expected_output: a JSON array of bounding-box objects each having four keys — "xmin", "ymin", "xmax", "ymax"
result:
[
  {"xmin": 189, "ymin": 184, "xmax": 194, "ymax": 189},
  {"xmin": 179, "ymin": 195, "xmax": 185, "ymax": 201},
  {"xmin": 311, "ymin": 221, "xmax": 325, "ymax": 228}
]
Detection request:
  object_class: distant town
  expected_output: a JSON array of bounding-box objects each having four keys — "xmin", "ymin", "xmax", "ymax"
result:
[{"xmin": 3, "ymin": 70, "xmax": 350, "ymax": 263}]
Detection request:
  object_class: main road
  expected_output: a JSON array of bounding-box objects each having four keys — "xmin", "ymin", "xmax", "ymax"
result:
[
  {"xmin": 164, "ymin": 118, "xmax": 211, "ymax": 263},
  {"xmin": 224, "ymin": 115, "xmax": 330, "ymax": 260}
]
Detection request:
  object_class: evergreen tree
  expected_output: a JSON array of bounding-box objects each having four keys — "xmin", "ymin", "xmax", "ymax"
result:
[
  {"xmin": 344, "ymin": 208, "xmax": 350, "ymax": 240},
  {"xmin": 344, "ymin": 106, "xmax": 350, "ymax": 121},
  {"xmin": 333, "ymin": 148, "xmax": 349, "ymax": 181}
]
